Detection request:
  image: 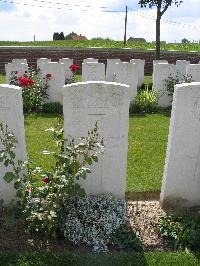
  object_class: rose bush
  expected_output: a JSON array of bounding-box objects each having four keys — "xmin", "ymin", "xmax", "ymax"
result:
[
  {"xmin": 65, "ymin": 64, "xmax": 80, "ymax": 84},
  {"xmin": 0, "ymin": 120, "xmax": 104, "ymax": 237},
  {"xmin": 9, "ymin": 66, "xmax": 50, "ymax": 112}
]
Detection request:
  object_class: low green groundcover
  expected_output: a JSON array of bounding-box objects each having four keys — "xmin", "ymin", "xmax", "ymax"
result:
[{"xmin": 0, "ymin": 251, "xmax": 199, "ymax": 266}]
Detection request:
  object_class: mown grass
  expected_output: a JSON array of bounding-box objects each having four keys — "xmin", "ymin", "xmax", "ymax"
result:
[
  {"xmin": 0, "ymin": 40, "xmax": 199, "ymax": 52},
  {"xmin": 0, "ymin": 251, "xmax": 199, "ymax": 266},
  {"xmin": 127, "ymin": 114, "xmax": 170, "ymax": 192},
  {"xmin": 24, "ymin": 113, "xmax": 170, "ymax": 192},
  {"xmin": 1, "ymin": 73, "xmax": 166, "ymax": 192},
  {"xmin": 0, "ymin": 74, "xmax": 5, "ymax": 83}
]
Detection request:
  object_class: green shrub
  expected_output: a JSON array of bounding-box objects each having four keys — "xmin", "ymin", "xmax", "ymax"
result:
[
  {"xmin": 165, "ymin": 73, "xmax": 193, "ymax": 97},
  {"xmin": 111, "ymin": 225, "xmax": 144, "ymax": 251},
  {"xmin": 139, "ymin": 83, "xmax": 153, "ymax": 91},
  {"xmin": 158, "ymin": 213, "xmax": 200, "ymax": 251},
  {"xmin": 130, "ymin": 89, "xmax": 158, "ymax": 114},
  {"xmin": 42, "ymin": 102, "xmax": 63, "ymax": 114}
]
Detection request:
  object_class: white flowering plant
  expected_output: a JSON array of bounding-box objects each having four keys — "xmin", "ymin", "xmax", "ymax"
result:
[
  {"xmin": 63, "ymin": 194, "xmax": 139, "ymax": 252},
  {"xmin": 0, "ymin": 120, "xmax": 104, "ymax": 237}
]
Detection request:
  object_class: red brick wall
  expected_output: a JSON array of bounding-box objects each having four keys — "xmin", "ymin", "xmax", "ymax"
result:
[{"xmin": 0, "ymin": 46, "xmax": 200, "ymax": 74}]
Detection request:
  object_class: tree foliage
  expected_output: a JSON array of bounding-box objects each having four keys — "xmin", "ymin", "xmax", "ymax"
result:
[
  {"xmin": 53, "ymin": 32, "xmax": 65, "ymax": 40},
  {"xmin": 65, "ymin": 32, "xmax": 78, "ymax": 40},
  {"xmin": 138, "ymin": 0, "xmax": 183, "ymax": 59},
  {"xmin": 138, "ymin": 0, "xmax": 183, "ymax": 14}
]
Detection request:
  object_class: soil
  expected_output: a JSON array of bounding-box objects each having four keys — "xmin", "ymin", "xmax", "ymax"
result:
[{"xmin": 0, "ymin": 200, "xmax": 167, "ymax": 253}]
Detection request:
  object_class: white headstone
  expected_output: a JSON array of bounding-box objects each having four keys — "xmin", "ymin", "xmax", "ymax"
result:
[
  {"xmin": 83, "ymin": 58, "xmax": 98, "ymax": 63},
  {"xmin": 63, "ymin": 81, "xmax": 130, "ymax": 198},
  {"xmin": 0, "ymin": 84, "xmax": 26, "ymax": 205},
  {"xmin": 12, "ymin": 59, "xmax": 27, "ymax": 64},
  {"xmin": 40, "ymin": 62, "xmax": 65, "ymax": 104},
  {"xmin": 112, "ymin": 62, "xmax": 138, "ymax": 101},
  {"xmin": 153, "ymin": 60, "xmax": 168, "ymax": 72},
  {"xmin": 160, "ymin": 82, "xmax": 200, "ymax": 210},
  {"xmin": 106, "ymin": 59, "xmax": 121, "ymax": 82},
  {"xmin": 37, "ymin": 58, "xmax": 51, "ymax": 69},
  {"xmin": 153, "ymin": 60, "xmax": 168, "ymax": 65},
  {"xmin": 186, "ymin": 64, "xmax": 200, "ymax": 82},
  {"xmin": 153, "ymin": 63, "xmax": 176, "ymax": 107},
  {"xmin": 82, "ymin": 63, "xmax": 105, "ymax": 82},
  {"xmin": 59, "ymin": 58, "xmax": 73, "ymax": 67},
  {"xmin": 176, "ymin": 60, "xmax": 190, "ymax": 80},
  {"xmin": 59, "ymin": 58, "xmax": 74, "ymax": 81},
  {"xmin": 5, "ymin": 63, "xmax": 29, "ymax": 84},
  {"xmin": 130, "ymin": 59, "xmax": 145, "ymax": 87}
]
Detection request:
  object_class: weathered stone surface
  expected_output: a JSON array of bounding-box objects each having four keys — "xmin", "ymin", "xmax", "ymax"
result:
[
  {"xmin": 83, "ymin": 58, "xmax": 98, "ymax": 63},
  {"xmin": 112, "ymin": 62, "xmax": 138, "ymax": 101},
  {"xmin": 153, "ymin": 60, "xmax": 168, "ymax": 65},
  {"xmin": 82, "ymin": 62, "xmax": 105, "ymax": 81},
  {"xmin": 0, "ymin": 84, "xmax": 26, "ymax": 205},
  {"xmin": 153, "ymin": 60, "xmax": 168, "ymax": 72},
  {"xmin": 160, "ymin": 82, "xmax": 200, "ymax": 210},
  {"xmin": 63, "ymin": 81, "xmax": 130, "ymax": 198},
  {"xmin": 5, "ymin": 63, "xmax": 29, "ymax": 84},
  {"xmin": 153, "ymin": 63, "xmax": 176, "ymax": 107},
  {"xmin": 106, "ymin": 59, "xmax": 121, "ymax": 82},
  {"xmin": 186, "ymin": 64, "xmax": 200, "ymax": 82},
  {"xmin": 130, "ymin": 59, "xmax": 145, "ymax": 87},
  {"xmin": 37, "ymin": 58, "xmax": 51, "ymax": 69},
  {"xmin": 176, "ymin": 60, "xmax": 190, "ymax": 80},
  {"xmin": 12, "ymin": 59, "xmax": 27, "ymax": 64},
  {"xmin": 40, "ymin": 62, "xmax": 65, "ymax": 104}
]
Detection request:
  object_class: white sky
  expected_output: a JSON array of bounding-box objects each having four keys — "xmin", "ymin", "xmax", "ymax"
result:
[{"xmin": 0, "ymin": 0, "xmax": 199, "ymax": 42}]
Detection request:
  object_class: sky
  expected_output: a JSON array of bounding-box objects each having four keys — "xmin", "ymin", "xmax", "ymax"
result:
[{"xmin": 0, "ymin": 0, "xmax": 199, "ymax": 43}]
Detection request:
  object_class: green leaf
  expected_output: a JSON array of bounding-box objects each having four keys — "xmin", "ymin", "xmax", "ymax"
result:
[
  {"xmin": 3, "ymin": 172, "xmax": 17, "ymax": 183},
  {"xmin": 0, "ymin": 198, "xmax": 4, "ymax": 209},
  {"xmin": 14, "ymin": 181, "xmax": 21, "ymax": 190},
  {"xmin": 85, "ymin": 157, "xmax": 93, "ymax": 165}
]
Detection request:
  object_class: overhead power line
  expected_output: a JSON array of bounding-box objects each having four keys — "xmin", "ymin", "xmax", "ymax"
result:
[
  {"xmin": 0, "ymin": 0, "xmax": 110, "ymax": 10},
  {"xmin": 129, "ymin": 9, "xmax": 200, "ymax": 30},
  {"xmin": 0, "ymin": 0, "xmax": 199, "ymax": 31}
]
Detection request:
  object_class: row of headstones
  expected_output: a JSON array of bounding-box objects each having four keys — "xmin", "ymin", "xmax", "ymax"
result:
[
  {"xmin": 153, "ymin": 60, "xmax": 200, "ymax": 107},
  {"xmin": 0, "ymin": 80, "xmax": 200, "ymax": 210},
  {"xmin": 0, "ymin": 81, "xmax": 130, "ymax": 205},
  {"xmin": 5, "ymin": 58, "xmax": 145, "ymax": 103},
  {"xmin": 5, "ymin": 58, "xmax": 200, "ymax": 108}
]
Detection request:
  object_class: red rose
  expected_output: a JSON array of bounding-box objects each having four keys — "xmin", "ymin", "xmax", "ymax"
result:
[
  {"xmin": 46, "ymin": 73, "xmax": 52, "ymax": 79},
  {"xmin": 41, "ymin": 177, "xmax": 50, "ymax": 183},
  {"xmin": 69, "ymin": 64, "xmax": 80, "ymax": 72},
  {"xmin": 18, "ymin": 77, "xmax": 34, "ymax": 87}
]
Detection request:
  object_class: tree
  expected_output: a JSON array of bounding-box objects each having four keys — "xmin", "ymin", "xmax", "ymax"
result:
[
  {"xmin": 59, "ymin": 32, "xmax": 65, "ymax": 40},
  {"xmin": 65, "ymin": 32, "xmax": 78, "ymax": 40},
  {"xmin": 53, "ymin": 32, "xmax": 60, "ymax": 40},
  {"xmin": 138, "ymin": 0, "xmax": 183, "ymax": 59},
  {"xmin": 181, "ymin": 38, "xmax": 190, "ymax": 44}
]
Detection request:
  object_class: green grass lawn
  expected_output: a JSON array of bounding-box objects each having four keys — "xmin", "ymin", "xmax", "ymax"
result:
[
  {"xmin": 0, "ymin": 40, "xmax": 199, "ymax": 52},
  {"xmin": 0, "ymin": 251, "xmax": 199, "ymax": 266},
  {"xmin": 1, "ymin": 73, "xmax": 166, "ymax": 192},
  {"xmin": 0, "ymin": 74, "xmax": 5, "ymax": 83},
  {"xmin": 24, "ymin": 113, "xmax": 170, "ymax": 192}
]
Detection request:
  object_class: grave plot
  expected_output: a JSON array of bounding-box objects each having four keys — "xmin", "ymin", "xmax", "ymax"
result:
[{"xmin": 63, "ymin": 81, "xmax": 130, "ymax": 198}]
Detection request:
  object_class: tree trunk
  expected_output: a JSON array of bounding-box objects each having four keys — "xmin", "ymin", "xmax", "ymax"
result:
[{"xmin": 156, "ymin": 6, "xmax": 161, "ymax": 60}]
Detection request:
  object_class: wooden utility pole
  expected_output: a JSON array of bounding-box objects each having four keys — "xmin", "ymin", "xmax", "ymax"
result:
[{"xmin": 124, "ymin": 6, "xmax": 128, "ymax": 46}]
